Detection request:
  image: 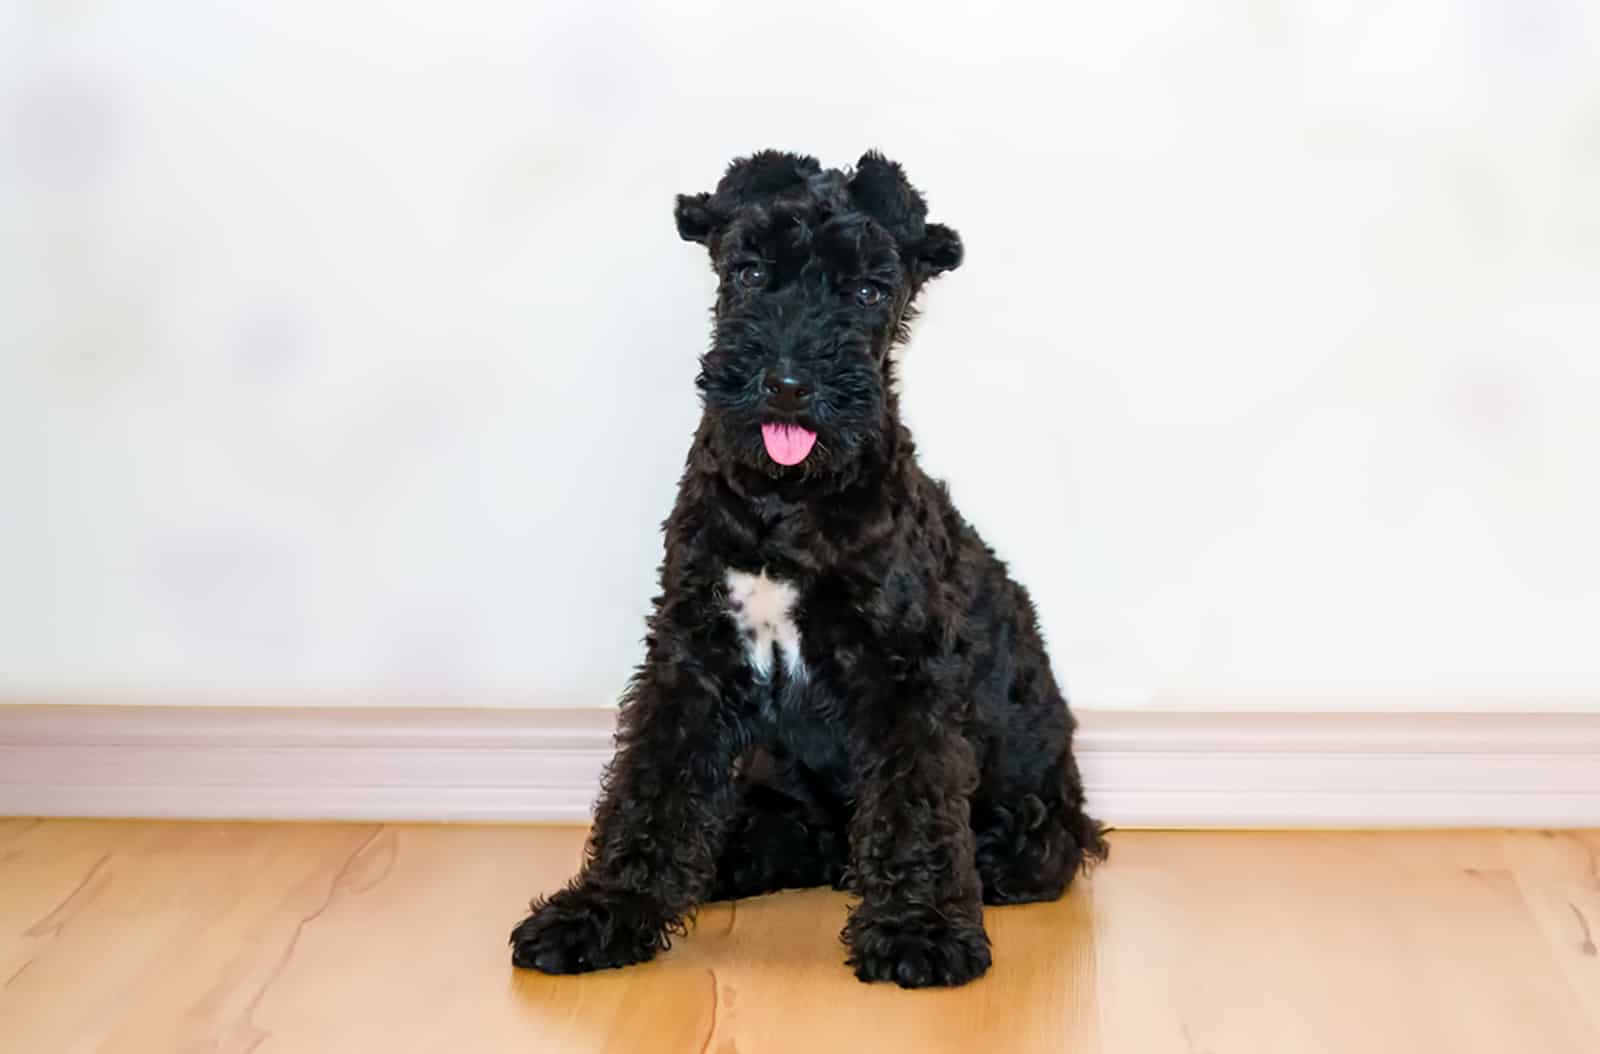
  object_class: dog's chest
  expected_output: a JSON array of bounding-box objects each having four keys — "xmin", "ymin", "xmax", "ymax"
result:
[{"xmin": 723, "ymin": 568, "xmax": 805, "ymax": 680}]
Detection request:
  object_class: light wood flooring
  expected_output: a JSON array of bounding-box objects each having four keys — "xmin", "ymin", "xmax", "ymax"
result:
[{"xmin": 1, "ymin": 820, "xmax": 1597, "ymax": 1053}]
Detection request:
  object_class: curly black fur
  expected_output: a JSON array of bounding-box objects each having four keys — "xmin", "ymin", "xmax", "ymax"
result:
[{"xmin": 511, "ymin": 149, "xmax": 1107, "ymax": 988}]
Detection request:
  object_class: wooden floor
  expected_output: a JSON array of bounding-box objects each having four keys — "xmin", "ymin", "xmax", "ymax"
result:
[{"xmin": 1, "ymin": 821, "xmax": 1597, "ymax": 1053}]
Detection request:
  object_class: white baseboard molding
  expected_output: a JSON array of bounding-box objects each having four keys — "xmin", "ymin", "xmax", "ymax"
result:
[{"xmin": 1, "ymin": 705, "xmax": 1596, "ymax": 827}]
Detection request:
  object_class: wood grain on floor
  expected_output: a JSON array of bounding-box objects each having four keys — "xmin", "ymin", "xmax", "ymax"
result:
[{"xmin": 0, "ymin": 820, "xmax": 1596, "ymax": 1053}]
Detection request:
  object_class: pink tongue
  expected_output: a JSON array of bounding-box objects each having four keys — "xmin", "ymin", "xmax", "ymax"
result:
[{"xmin": 761, "ymin": 423, "xmax": 818, "ymax": 466}]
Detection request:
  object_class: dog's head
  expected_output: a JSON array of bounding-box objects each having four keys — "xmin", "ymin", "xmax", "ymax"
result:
[{"xmin": 676, "ymin": 150, "xmax": 962, "ymax": 479}]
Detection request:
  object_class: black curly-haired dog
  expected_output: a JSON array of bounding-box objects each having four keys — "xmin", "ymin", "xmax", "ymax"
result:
[{"xmin": 511, "ymin": 149, "xmax": 1106, "ymax": 988}]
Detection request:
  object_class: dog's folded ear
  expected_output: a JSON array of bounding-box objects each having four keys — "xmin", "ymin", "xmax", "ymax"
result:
[
  {"xmin": 678, "ymin": 150, "xmax": 961, "ymax": 276},
  {"xmin": 676, "ymin": 151, "xmax": 822, "ymax": 246},
  {"xmin": 675, "ymin": 192, "xmax": 718, "ymax": 245},
  {"xmin": 849, "ymin": 151, "xmax": 928, "ymax": 243},
  {"xmin": 912, "ymin": 222, "xmax": 963, "ymax": 277},
  {"xmin": 850, "ymin": 151, "xmax": 962, "ymax": 279}
]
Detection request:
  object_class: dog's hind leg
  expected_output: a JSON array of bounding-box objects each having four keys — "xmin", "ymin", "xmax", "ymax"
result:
[{"xmin": 975, "ymin": 752, "xmax": 1108, "ymax": 906}]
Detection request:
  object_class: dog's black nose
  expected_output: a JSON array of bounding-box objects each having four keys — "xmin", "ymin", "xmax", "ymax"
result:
[{"xmin": 762, "ymin": 370, "xmax": 812, "ymax": 413}]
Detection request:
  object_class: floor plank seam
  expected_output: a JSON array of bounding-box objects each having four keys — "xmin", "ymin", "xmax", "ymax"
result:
[
  {"xmin": 235, "ymin": 825, "xmax": 383, "ymax": 1048},
  {"xmin": 700, "ymin": 966, "xmax": 721, "ymax": 1054},
  {"xmin": 24, "ymin": 850, "xmax": 112, "ymax": 938}
]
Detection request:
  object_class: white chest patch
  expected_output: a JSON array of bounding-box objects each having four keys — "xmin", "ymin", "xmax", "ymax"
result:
[{"xmin": 724, "ymin": 568, "xmax": 804, "ymax": 680}]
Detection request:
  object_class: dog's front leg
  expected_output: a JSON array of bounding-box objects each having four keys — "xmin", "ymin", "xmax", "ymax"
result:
[
  {"xmin": 511, "ymin": 597, "xmax": 743, "ymax": 974},
  {"xmin": 842, "ymin": 687, "xmax": 991, "ymax": 988}
]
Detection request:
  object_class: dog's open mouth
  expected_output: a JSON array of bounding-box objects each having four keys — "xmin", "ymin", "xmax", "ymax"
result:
[{"xmin": 761, "ymin": 423, "xmax": 818, "ymax": 466}]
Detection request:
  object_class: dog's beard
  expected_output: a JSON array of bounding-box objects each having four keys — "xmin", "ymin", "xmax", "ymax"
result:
[
  {"xmin": 697, "ymin": 343, "xmax": 888, "ymax": 479},
  {"xmin": 717, "ymin": 420, "xmax": 825, "ymax": 475},
  {"xmin": 702, "ymin": 410, "xmax": 843, "ymax": 482}
]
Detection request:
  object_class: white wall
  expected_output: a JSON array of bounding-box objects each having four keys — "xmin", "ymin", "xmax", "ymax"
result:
[{"xmin": 3, "ymin": 2, "xmax": 1597, "ymax": 709}]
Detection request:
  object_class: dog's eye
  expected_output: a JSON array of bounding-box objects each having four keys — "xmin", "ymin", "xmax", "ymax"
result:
[
  {"xmin": 734, "ymin": 264, "xmax": 767, "ymax": 290},
  {"xmin": 853, "ymin": 283, "xmax": 884, "ymax": 307}
]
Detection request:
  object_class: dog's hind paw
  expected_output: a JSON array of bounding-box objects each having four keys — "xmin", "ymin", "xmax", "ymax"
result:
[
  {"xmin": 844, "ymin": 907, "xmax": 992, "ymax": 988},
  {"xmin": 510, "ymin": 886, "xmax": 668, "ymax": 974}
]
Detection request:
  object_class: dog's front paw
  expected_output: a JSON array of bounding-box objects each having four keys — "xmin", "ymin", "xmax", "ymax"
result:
[
  {"xmin": 510, "ymin": 886, "xmax": 668, "ymax": 974},
  {"xmin": 844, "ymin": 905, "xmax": 992, "ymax": 988}
]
